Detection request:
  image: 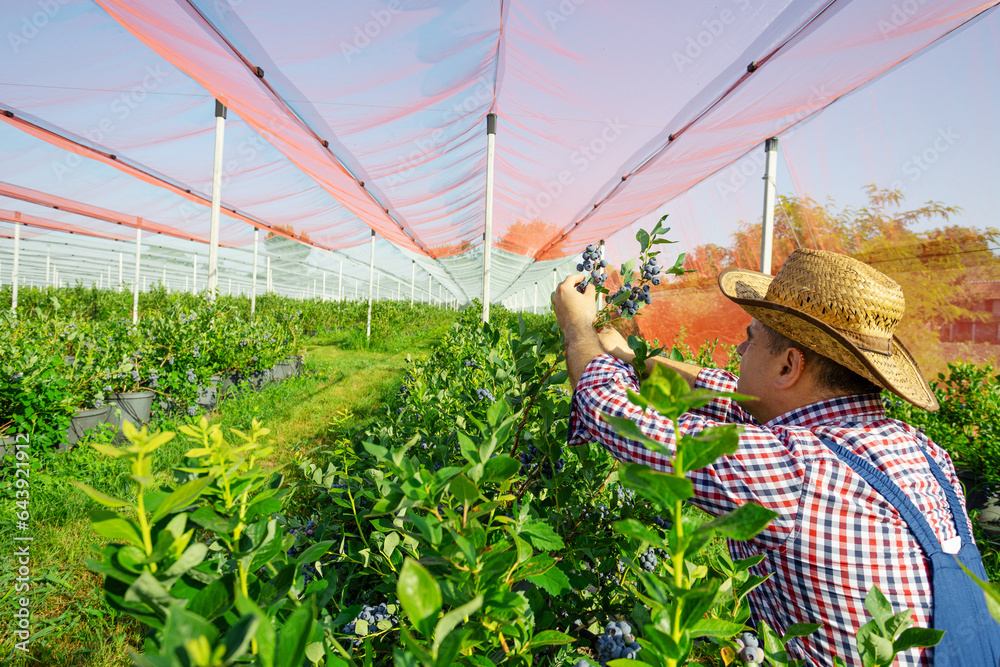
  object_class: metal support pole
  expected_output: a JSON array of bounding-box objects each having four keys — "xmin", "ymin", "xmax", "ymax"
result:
[
  {"xmin": 192, "ymin": 254, "xmax": 198, "ymax": 294},
  {"xmin": 366, "ymin": 230, "xmax": 375, "ymax": 341},
  {"xmin": 162, "ymin": 265, "xmax": 167, "ymax": 287},
  {"xmin": 251, "ymin": 227, "xmax": 259, "ymax": 316},
  {"xmin": 107, "ymin": 264, "xmax": 111, "ymax": 289},
  {"xmin": 482, "ymin": 113, "xmax": 497, "ymax": 322},
  {"xmin": 322, "ymin": 272, "xmax": 327, "ymax": 301},
  {"xmin": 338, "ymin": 260, "xmax": 343, "ymax": 301},
  {"xmin": 228, "ymin": 277, "xmax": 232, "ymax": 295},
  {"xmin": 11, "ymin": 212, "xmax": 21, "ymax": 313},
  {"xmin": 208, "ymin": 101, "xmax": 226, "ymax": 295},
  {"xmin": 410, "ymin": 260, "xmax": 415, "ymax": 305},
  {"xmin": 132, "ymin": 221, "xmax": 142, "ymax": 324},
  {"xmin": 428, "ymin": 275, "xmax": 432, "ymax": 304},
  {"xmin": 760, "ymin": 137, "xmax": 779, "ymax": 274}
]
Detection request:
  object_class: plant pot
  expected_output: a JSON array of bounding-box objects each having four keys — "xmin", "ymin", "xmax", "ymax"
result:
[
  {"xmin": 272, "ymin": 360, "xmax": 296, "ymax": 381},
  {"xmin": 249, "ymin": 368, "xmax": 272, "ymax": 391},
  {"xmin": 107, "ymin": 391, "xmax": 155, "ymax": 443},
  {"xmin": 219, "ymin": 372, "xmax": 241, "ymax": 400},
  {"xmin": 62, "ymin": 404, "xmax": 111, "ymax": 451},
  {"xmin": 286, "ymin": 354, "xmax": 304, "ymax": 376},
  {"xmin": 197, "ymin": 382, "xmax": 218, "ymax": 410}
]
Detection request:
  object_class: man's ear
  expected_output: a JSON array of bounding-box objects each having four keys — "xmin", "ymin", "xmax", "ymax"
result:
[{"xmin": 773, "ymin": 347, "xmax": 805, "ymax": 390}]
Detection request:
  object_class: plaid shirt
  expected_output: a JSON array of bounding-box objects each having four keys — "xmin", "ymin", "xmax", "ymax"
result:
[{"xmin": 568, "ymin": 354, "xmax": 974, "ymax": 667}]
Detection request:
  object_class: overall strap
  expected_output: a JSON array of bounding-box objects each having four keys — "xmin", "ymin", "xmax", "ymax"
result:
[
  {"xmin": 818, "ymin": 437, "xmax": 943, "ymax": 556},
  {"xmin": 921, "ymin": 451, "xmax": 974, "ymax": 544}
]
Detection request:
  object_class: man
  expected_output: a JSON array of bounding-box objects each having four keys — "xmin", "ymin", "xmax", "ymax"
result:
[{"xmin": 552, "ymin": 248, "xmax": 1000, "ymax": 666}]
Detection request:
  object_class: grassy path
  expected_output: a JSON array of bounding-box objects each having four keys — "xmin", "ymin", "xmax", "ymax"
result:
[{"xmin": 0, "ymin": 318, "xmax": 453, "ymax": 666}]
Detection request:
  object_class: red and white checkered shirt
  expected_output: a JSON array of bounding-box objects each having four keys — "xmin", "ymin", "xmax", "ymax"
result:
[{"xmin": 568, "ymin": 354, "xmax": 974, "ymax": 667}]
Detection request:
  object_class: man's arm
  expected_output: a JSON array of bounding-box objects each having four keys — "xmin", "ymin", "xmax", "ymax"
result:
[
  {"xmin": 596, "ymin": 325, "xmax": 703, "ymax": 388},
  {"xmin": 551, "ymin": 274, "xmax": 605, "ymax": 388}
]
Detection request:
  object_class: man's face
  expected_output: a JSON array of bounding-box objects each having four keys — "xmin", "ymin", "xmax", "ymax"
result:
[{"xmin": 735, "ymin": 319, "xmax": 775, "ymax": 422}]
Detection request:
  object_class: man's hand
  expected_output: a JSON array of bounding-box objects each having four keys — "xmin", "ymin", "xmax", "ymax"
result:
[{"xmin": 552, "ymin": 273, "xmax": 597, "ymax": 337}]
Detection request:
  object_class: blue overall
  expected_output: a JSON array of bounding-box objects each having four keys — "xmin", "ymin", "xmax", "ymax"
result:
[{"xmin": 820, "ymin": 438, "xmax": 1000, "ymax": 665}]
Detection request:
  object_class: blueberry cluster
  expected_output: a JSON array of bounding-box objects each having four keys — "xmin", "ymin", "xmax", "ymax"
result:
[
  {"xmin": 641, "ymin": 256, "xmax": 662, "ymax": 285},
  {"xmin": 607, "ymin": 282, "xmax": 652, "ymax": 317},
  {"xmin": 185, "ymin": 368, "xmax": 197, "ymax": 384},
  {"xmin": 577, "ymin": 244, "xmax": 608, "ymax": 289},
  {"xmin": 147, "ymin": 369, "xmax": 160, "ymax": 389},
  {"xmin": 191, "ymin": 344, "xmax": 200, "ymax": 358},
  {"xmin": 638, "ymin": 549, "xmax": 657, "ymax": 572},
  {"xmin": 462, "ymin": 358, "xmax": 480, "ymax": 370},
  {"xmin": 615, "ymin": 484, "xmax": 635, "ymax": 504},
  {"xmin": 653, "ymin": 516, "xmax": 671, "ymax": 530},
  {"xmin": 187, "ymin": 405, "xmax": 198, "ymax": 416},
  {"xmin": 596, "ymin": 620, "xmax": 642, "ymax": 665},
  {"xmin": 343, "ymin": 602, "xmax": 399, "ymax": 646},
  {"xmin": 734, "ymin": 631, "xmax": 762, "ymax": 666},
  {"xmin": 93, "ymin": 397, "xmax": 105, "ymax": 408},
  {"xmin": 476, "ymin": 388, "xmax": 495, "ymax": 403},
  {"xmin": 131, "ymin": 369, "xmax": 141, "ymax": 383},
  {"xmin": 599, "ymin": 558, "xmax": 626, "ymax": 587},
  {"xmin": 518, "ymin": 444, "xmax": 565, "ymax": 479}
]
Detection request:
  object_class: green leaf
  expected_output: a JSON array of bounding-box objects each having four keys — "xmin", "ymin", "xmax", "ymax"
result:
[
  {"xmin": 187, "ymin": 574, "xmax": 235, "ymax": 620},
  {"xmin": 433, "ymin": 595, "xmax": 483, "ymax": 653},
  {"xmin": 382, "ymin": 532, "xmax": 400, "ymax": 560},
  {"xmin": 397, "ymin": 557, "xmax": 442, "ymax": 638},
  {"xmin": 600, "ymin": 414, "xmax": 675, "ymax": 460},
  {"xmin": 677, "ymin": 425, "xmax": 741, "ymax": 473},
  {"xmin": 526, "ymin": 565, "xmax": 571, "ymax": 596},
  {"xmin": 90, "ymin": 510, "xmax": 143, "ymax": 547},
  {"xmin": 782, "ymin": 623, "xmax": 822, "ymax": 641},
  {"xmin": 699, "ymin": 502, "xmax": 777, "ymax": 541},
  {"xmin": 235, "ymin": 596, "xmax": 276, "ymax": 667},
  {"xmin": 864, "ymin": 585, "xmax": 893, "ymax": 632},
  {"xmin": 859, "ymin": 629, "xmax": 895, "ymax": 666},
  {"xmin": 72, "ymin": 481, "xmax": 129, "ymax": 508},
  {"xmin": 275, "ymin": 598, "xmax": 317, "ymax": 667},
  {"xmin": 527, "ymin": 630, "xmax": 574, "ymax": 648},
  {"xmin": 612, "ymin": 518, "xmax": 659, "ymax": 545},
  {"xmin": 636, "ymin": 229, "xmax": 650, "ymax": 253},
  {"xmin": 159, "ymin": 602, "xmax": 220, "ymax": 655},
  {"xmin": 619, "ymin": 462, "xmax": 693, "ymax": 505},
  {"xmin": 483, "ymin": 456, "xmax": 521, "ymax": 484},
  {"xmin": 297, "ymin": 540, "xmax": 335, "ymax": 565},
  {"xmin": 688, "ymin": 618, "xmax": 745, "ymax": 637},
  {"xmin": 150, "ymin": 476, "xmax": 214, "ymax": 523},
  {"xmin": 449, "ymin": 474, "xmax": 480, "ymax": 506},
  {"xmin": 607, "ymin": 660, "xmax": 648, "ymax": 667},
  {"xmin": 892, "ymin": 627, "xmax": 944, "ymax": 653},
  {"xmin": 222, "ymin": 613, "xmax": 260, "ymax": 665},
  {"xmin": 520, "ymin": 521, "xmax": 565, "ymax": 551}
]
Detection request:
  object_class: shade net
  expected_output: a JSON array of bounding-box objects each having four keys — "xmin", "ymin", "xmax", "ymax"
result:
[{"xmin": 1, "ymin": 0, "xmax": 998, "ymax": 372}]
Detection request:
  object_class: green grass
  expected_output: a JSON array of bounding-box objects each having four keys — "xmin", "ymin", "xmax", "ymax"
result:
[{"xmin": 0, "ymin": 308, "xmax": 457, "ymax": 665}]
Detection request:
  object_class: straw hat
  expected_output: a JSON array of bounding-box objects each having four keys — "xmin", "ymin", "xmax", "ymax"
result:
[{"xmin": 718, "ymin": 248, "xmax": 938, "ymax": 411}]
